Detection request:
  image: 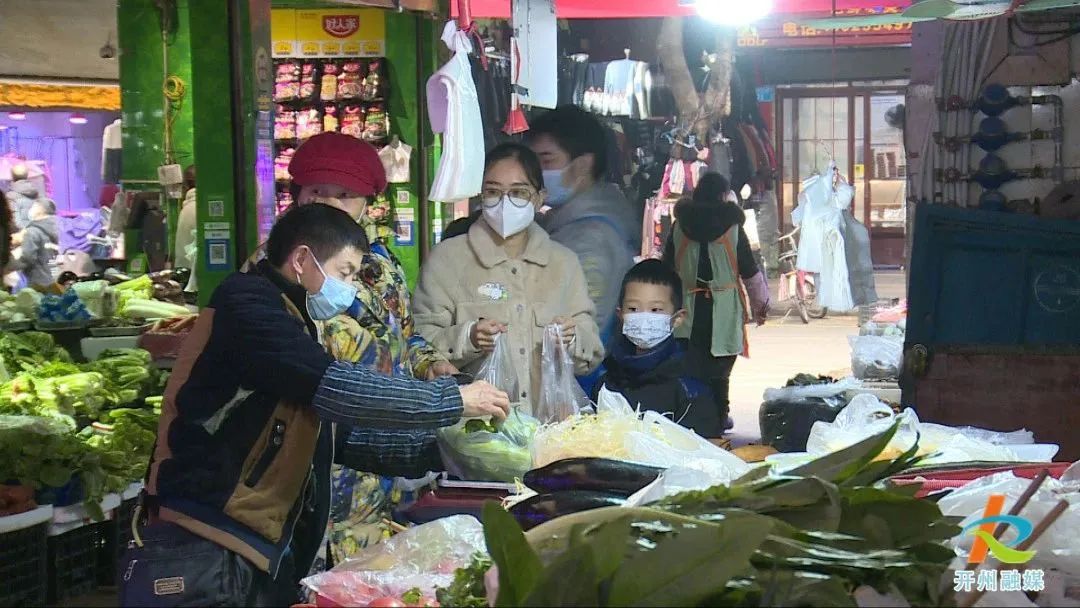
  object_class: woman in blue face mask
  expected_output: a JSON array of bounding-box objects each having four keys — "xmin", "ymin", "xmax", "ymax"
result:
[{"xmin": 525, "ymin": 106, "xmax": 641, "ymax": 396}]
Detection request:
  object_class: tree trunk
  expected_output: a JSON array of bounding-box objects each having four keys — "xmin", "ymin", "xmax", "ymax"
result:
[{"xmin": 656, "ymin": 19, "xmax": 737, "ymax": 143}]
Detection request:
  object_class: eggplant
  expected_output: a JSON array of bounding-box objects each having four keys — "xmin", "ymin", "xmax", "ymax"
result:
[
  {"xmin": 509, "ymin": 491, "xmax": 626, "ymax": 531},
  {"xmin": 523, "ymin": 458, "xmax": 663, "ymax": 497}
]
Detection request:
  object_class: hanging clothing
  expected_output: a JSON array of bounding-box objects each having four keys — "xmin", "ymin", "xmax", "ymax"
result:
[
  {"xmin": 175, "ymin": 188, "xmax": 197, "ymax": 270},
  {"xmin": 378, "ymin": 142, "xmax": 412, "ymax": 184},
  {"xmin": 791, "ymin": 165, "xmax": 856, "ymax": 311},
  {"xmin": 102, "ymin": 119, "xmax": 122, "ymax": 185},
  {"xmin": 602, "ymin": 59, "xmax": 636, "ymax": 116},
  {"xmin": 427, "ymin": 21, "xmax": 483, "ymax": 202}
]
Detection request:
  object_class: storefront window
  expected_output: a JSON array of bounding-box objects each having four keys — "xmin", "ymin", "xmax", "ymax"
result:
[{"xmin": 868, "ymin": 94, "xmax": 906, "ymax": 229}]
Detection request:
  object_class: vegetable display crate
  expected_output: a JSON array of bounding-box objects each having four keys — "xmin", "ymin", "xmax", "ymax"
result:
[
  {"xmin": 0, "ymin": 506, "xmax": 52, "ymax": 608},
  {"xmin": 46, "ymin": 521, "xmax": 100, "ymax": 604},
  {"xmin": 94, "ymin": 483, "xmax": 142, "ymax": 586}
]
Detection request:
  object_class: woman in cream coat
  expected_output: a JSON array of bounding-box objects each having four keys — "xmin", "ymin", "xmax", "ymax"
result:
[{"xmin": 414, "ymin": 143, "xmax": 604, "ymax": 416}]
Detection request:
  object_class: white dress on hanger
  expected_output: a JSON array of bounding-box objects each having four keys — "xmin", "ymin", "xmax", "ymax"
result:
[
  {"xmin": 791, "ymin": 162, "xmax": 855, "ymax": 311},
  {"xmin": 427, "ymin": 21, "xmax": 483, "ymax": 202}
]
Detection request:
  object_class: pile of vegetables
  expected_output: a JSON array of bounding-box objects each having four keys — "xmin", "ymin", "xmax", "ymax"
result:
[
  {"xmin": 442, "ymin": 424, "xmax": 960, "ymax": 608},
  {"xmin": 436, "ymin": 409, "xmax": 539, "ymax": 483},
  {"xmin": 0, "ymin": 331, "xmax": 164, "ymax": 518},
  {"xmin": 784, "ymin": 373, "xmax": 839, "ymax": 387},
  {"xmin": 0, "ymin": 288, "xmax": 40, "ymax": 325},
  {"xmin": 0, "ymin": 415, "xmax": 110, "ymax": 519},
  {"xmin": 113, "ymin": 274, "xmax": 190, "ymax": 320}
]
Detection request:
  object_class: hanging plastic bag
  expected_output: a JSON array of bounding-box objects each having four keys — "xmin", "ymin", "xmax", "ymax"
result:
[
  {"xmin": 436, "ymin": 408, "xmax": 539, "ymax": 482},
  {"xmin": 535, "ymin": 324, "xmax": 591, "ymax": 424},
  {"xmin": 476, "ymin": 332, "xmax": 520, "ymax": 399}
]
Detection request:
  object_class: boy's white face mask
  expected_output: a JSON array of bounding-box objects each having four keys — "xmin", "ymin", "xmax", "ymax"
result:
[{"xmin": 622, "ymin": 312, "xmax": 674, "ymax": 350}]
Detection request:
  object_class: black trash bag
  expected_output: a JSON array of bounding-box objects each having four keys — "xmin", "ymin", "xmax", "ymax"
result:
[{"xmin": 759, "ymin": 396, "xmax": 847, "ymax": 453}]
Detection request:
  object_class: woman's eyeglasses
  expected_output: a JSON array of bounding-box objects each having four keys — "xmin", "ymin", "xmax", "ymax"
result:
[{"xmin": 481, "ymin": 188, "xmax": 537, "ymax": 208}]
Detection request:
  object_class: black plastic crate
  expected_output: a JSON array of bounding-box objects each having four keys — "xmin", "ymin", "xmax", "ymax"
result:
[
  {"xmin": 95, "ymin": 497, "xmax": 138, "ymax": 586},
  {"xmin": 0, "ymin": 521, "xmax": 48, "ymax": 608},
  {"xmin": 47, "ymin": 523, "xmax": 100, "ymax": 603}
]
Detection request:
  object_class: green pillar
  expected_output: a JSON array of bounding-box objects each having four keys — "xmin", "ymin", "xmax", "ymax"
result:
[
  {"xmin": 118, "ymin": 0, "xmax": 195, "ymax": 268},
  {"xmin": 187, "ymin": 0, "xmax": 273, "ymax": 304},
  {"xmin": 384, "ymin": 12, "xmax": 440, "ymax": 290}
]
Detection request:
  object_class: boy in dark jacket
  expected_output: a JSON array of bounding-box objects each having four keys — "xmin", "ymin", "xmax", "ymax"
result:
[{"xmin": 593, "ymin": 260, "xmax": 731, "ymax": 438}]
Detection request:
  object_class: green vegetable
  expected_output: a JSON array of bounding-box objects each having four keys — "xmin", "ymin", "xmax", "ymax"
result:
[
  {"xmin": 119, "ymin": 298, "xmax": 190, "ymax": 321},
  {"xmin": 436, "ymin": 553, "xmax": 493, "ymax": 608},
  {"xmin": 0, "ymin": 372, "xmax": 107, "ymax": 420},
  {"xmin": 0, "ymin": 415, "xmax": 110, "ymax": 520},
  {"xmin": 0, "ymin": 331, "xmax": 72, "ymax": 376},
  {"xmin": 81, "ymin": 348, "xmax": 158, "ymax": 407},
  {"xmin": 402, "ymin": 588, "xmax": 423, "ymax": 605},
  {"xmin": 82, "ymin": 405, "xmax": 159, "ymax": 495},
  {"xmin": 468, "ymin": 423, "xmax": 959, "ymax": 607},
  {"xmin": 437, "ymin": 409, "xmax": 539, "ymax": 482}
]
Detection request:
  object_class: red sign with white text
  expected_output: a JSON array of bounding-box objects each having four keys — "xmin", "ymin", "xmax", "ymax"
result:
[{"xmin": 322, "ymin": 15, "xmax": 361, "ymax": 38}]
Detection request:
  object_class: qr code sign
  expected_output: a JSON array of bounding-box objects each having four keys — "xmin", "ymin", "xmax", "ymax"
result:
[
  {"xmin": 209, "ymin": 243, "xmax": 228, "ymax": 265},
  {"xmin": 209, "ymin": 200, "xmax": 225, "ymax": 217}
]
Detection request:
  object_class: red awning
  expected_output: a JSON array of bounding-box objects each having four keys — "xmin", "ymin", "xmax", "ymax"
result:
[{"xmin": 453, "ymin": 0, "xmax": 912, "ymax": 19}]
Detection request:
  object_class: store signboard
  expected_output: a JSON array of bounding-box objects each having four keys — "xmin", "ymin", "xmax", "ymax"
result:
[
  {"xmin": 271, "ymin": 9, "xmax": 386, "ymax": 58},
  {"xmin": 456, "ymin": 0, "xmax": 912, "ymax": 19},
  {"xmin": 737, "ymin": 6, "xmax": 912, "ymax": 49}
]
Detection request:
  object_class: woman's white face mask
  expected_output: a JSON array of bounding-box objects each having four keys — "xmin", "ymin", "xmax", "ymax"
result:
[{"xmin": 483, "ymin": 195, "xmax": 535, "ymax": 239}]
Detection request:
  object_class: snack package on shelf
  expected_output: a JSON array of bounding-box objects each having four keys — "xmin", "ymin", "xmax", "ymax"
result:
[
  {"xmin": 302, "ymin": 515, "xmax": 487, "ymax": 608},
  {"xmin": 362, "ymin": 103, "xmax": 388, "ymax": 143},
  {"xmin": 296, "ymin": 106, "xmax": 324, "ymax": 141},
  {"xmin": 337, "ymin": 61, "xmax": 364, "ymax": 100},
  {"xmin": 361, "ymin": 59, "xmax": 385, "ymax": 102},
  {"xmin": 323, "ymin": 104, "xmax": 339, "ymax": 134},
  {"xmin": 274, "ymin": 106, "xmax": 297, "ymax": 141},
  {"xmin": 321, "ymin": 62, "xmax": 340, "ymax": 102},
  {"xmin": 341, "ymin": 105, "xmax": 365, "ymax": 139},
  {"xmin": 274, "ymin": 148, "xmax": 296, "ymax": 182},
  {"xmin": 299, "ymin": 62, "xmax": 319, "ymax": 103},
  {"xmin": 273, "ymin": 60, "xmax": 300, "ymax": 102}
]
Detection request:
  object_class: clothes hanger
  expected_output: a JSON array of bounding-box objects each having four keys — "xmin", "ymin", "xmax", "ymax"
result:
[
  {"xmin": 389, "ymin": 134, "xmax": 401, "ymax": 148},
  {"xmin": 623, "ymin": 48, "xmax": 631, "ymax": 61}
]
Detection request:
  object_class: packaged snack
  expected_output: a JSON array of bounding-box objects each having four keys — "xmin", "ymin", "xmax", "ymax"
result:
[
  {"xmin": 274, "ymin": 105, "xmax": 297, "ymax": 140},
  {"xmin": 362, "ymin": 103, "xmax": 388, "ymax": 142},
  {"xmin": 323, "ymin": 104, "xmax": 339, "ymax": 133},
  {"xmin": 321, "ymin": 62, "xmax": 340, "ymax": 101},
  {"xmin": 299, "ymin": 62, "xmax": 319, "ymax": 102},
  {"xmin": 274, "ymin": 147, "xmax": 295, "ymax": 182},
  {"xmin": 360, "ymin": 59, "xmax": 385, "ymax": 102},
  {"xmin": 273, "ymin": 61, "xmax": 300, "ymax": 102},
  {"xmin": 296, "ymin": 106, "xmax": 324, "ymax": 140},
  {"xmin": 341, "ymin": 105, "xmax": 366, "ymax": 139},
  {"xmin": 338, "ymin": 61, "xmax": 364, "ymax": 100}
]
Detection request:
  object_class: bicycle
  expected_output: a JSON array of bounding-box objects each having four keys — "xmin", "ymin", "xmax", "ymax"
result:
[{"xmin": 776, "ymin": 227, "xmax": 828, "ymax": 324}]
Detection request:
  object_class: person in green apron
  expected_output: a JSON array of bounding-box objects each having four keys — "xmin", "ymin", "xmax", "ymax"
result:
[{"xmin": 664, "ymin": 173, "xmax": 770, "ymax": 430}]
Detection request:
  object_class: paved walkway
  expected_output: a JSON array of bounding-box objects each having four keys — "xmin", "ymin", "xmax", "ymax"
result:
[{"xmin": 728, "ymin": 270, "xmax": 906, "ymax": 445}]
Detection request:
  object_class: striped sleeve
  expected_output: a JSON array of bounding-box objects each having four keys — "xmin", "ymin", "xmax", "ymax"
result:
[
  {"xmin": 336, "ymin": 427, "xmax": 443, "ymax": 478},
  {"xmin": 312, "ymin": 360, "xmax": 464, "ymax": 427}
]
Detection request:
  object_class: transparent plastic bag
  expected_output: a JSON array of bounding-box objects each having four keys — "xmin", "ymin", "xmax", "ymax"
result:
[
  {"xmin": 535, "ymin": 324, "xmax": 591, "ymax": 424},
  {"xmin": 436, "ymin": 408, "xmax": 539, "ymax": 482},
  {"xmin": 806, "ymin": 394, "xmax": 920, "ymax": 459},
  {"xmin": 476, "ymin": 333, "xmax": 520, "ymax": 398},
  {"xmin": 849, "ymin": 335, "xmax": 903, "ymax": 380},
  {"xmin": 302, "ymin": 515, "xmax": 487, "ymax": 606}
]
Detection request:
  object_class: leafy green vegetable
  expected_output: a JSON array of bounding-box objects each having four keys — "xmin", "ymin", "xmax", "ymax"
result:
[
  {"xmin": 80, "ymin": 348, "xmax": 158, "ymax": 407},
  {"xmin": 438, "ymin": 409, "xmax": 539, "ymax": 482},
  {"xmin": 469, "ymin": 423, "xmax": 959, "ymax": 607},
  {"xmin": 436, "ymin": 554, "xmax": 493, "ymax": 608},
  {"xmin": 0, "ymin": 331, "xmax": 72, "ymax": 376}
]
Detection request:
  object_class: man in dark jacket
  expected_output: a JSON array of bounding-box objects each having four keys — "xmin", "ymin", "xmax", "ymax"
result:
[
  {"xmin": 594, "ymin": 260, "xmax": 728, "ymax": 438},
  {"xmin": 124, "ymin": 204, "xmax": 509, "ymax": 607},
  {"xmin": 13, "ymin": 198, "xmax": 59, "ymax": 287}
]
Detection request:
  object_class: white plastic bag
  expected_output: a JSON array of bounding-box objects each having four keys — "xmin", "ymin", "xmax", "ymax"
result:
[
  {"xmin": 476, "ymin": 333, "xmax": 520, "ymax": 399},
  {"xmin": 762, "ymin": 377, "xmax": 862, "ymax": 403},
  {"xmin": 302, "ymin": 515, "xmax": 487, "ymax": 606},
  {"xmin": 535, "ymin": 323, "xmax": 590, "ymax": 424},
  {"xmin": 849, "ymin": 335, "xmax": 903, "ymax": 380}
]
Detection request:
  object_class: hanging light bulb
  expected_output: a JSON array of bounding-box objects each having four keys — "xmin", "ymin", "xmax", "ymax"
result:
[
  {"xmin": 8, "ymin": 112, "xmax": 26, "ymax": 121},
  {"xmin": 692, "ymin": 0, "xmax": 773, "ymax": 26},
  {"xmin": 69, "ymin": 113, "xmax": 88, "ymax": 125}
]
